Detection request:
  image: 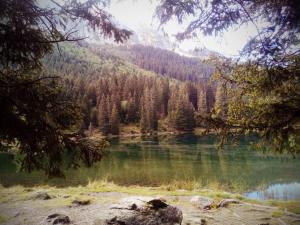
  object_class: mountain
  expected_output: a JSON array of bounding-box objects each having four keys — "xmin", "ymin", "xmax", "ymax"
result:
[
  {"xmin": 78, "ymin": 24, "xmax": 220, "ymax": 60},
  {"xmin": 90, "ymin": 44, "xmax": 214, "ymax": 82}
]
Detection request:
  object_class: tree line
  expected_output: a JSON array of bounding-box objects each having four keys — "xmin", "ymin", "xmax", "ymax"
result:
[{"xmin": 46, "ymin": 43, "xmax": 229, "ymax": 135}]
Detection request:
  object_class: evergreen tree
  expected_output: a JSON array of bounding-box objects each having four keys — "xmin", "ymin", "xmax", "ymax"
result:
[
  {"xmin": 90, "ymin": 107, "xmax": 98, "ymax": 127},
  {"xmin": 160, "ymin": 80, "xmax": 170, "ymax": 116},
  {"xmin": 140, "ymin": 102, "xmax": 147, "ymax": 134},
  {"xmin": 88, "ymin": 122, "xmax": 93, "ymax": 136},
  {"xmin": 81, "ymin": 95, "xmax": 92, "ymax": 129},
  {"xmin": 173, "ymin": 101, "xmax": 195, "ymax": 131},
  {"xmin": 198, "ymin": 88, "xmax": 208, "ymax": 115},
  {"xmin": 98, "ymin": 96, "xmax": 110, "ymax": 135},
  {"xmin": 214, "ymin": 82, "xmax": 227, "ymax": 119},
  {"xmin": 206, "ymin": 85, "xmax": 215, "ymax": 113},
  {"xmin": 150, "ymin": 87, "xmax": 159, "ymax": 131},
  {"xmin": 126, "ymin": 97, "xmax": 138, "ymax": 122},
  {"xmin": 170, "ymin": 88, "xmax": 195, "ymax": 131},
  {"xmin": 110, "ymin": 104, "xmax": 120, "ymax": 135}
]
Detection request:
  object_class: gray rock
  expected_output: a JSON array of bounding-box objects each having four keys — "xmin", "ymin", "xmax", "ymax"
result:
[
  {"xmin": 190, "ymin": 196, "xmax": 213, "ymax": 210},
  {"xmin": 34, "ymin": 191, "xmax": 52, "ymax": 200},
  {"xmin": 47, "ymin": 213, "xmax": 70, "ymax": 224},
  {"xmin": 105, "ymin": 197, "xmax": 183, "ymax": 225},
  {"xmin": 217, "ymin": 199, "xmax": 240, "ymax": 208},
  {"xmin": 71, "ymin": 199, "xmax": 91, "ymax": 206}
]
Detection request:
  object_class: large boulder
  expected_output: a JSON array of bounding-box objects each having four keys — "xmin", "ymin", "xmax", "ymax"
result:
[
  {"xmin": 190, "ymin": 196, "xmax": 213, "ymax": 210},
  {"xmin": 104, "ymin": 197, "xmax": 182, "ymax": 225}
]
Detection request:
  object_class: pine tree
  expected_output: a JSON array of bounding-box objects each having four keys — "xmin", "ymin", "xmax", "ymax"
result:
[
  {"xmin": 88, "ymin": 122, "xmax": 93, "ymax": 136},
  {"xmin": 149, "ymin": 87, "xmax": 159, "ymax": 131},
  {"xmin": 206, "ymin": 85, "xmax": 215, "ymax": 113},
  {"xmin": 98, "ymin": 95, "xmax": 110, "ymax": 135},
  {"xmin": 140, "ymin": 102, "xmax": 147, "ymax": 134},
  {"xmin": 214, "ymin": 82, "xmax": 227, "ymax": 119},
  {"xmin": 127, "ymin": 97, "xmax": 138, "ymax": 122},
  {"xmin": 90, "ymin": 107, "xmax": 98, "ymax": 127},
  {"xmin": 81, "ymin": 95, "xmax": 92, "ymax": 129},
  {"xmin": 110, "ymin": 104, "xmax": 120, "ymax": 135},
  {"xmin": 160, "ymin": 80, "xmax": 170, "ymax": 116},
  {"xmin": 169, "ymin": 87, "xmax": 195, "ymax": 131},
  {"xmin": 144, "ymin": 87, "xmax": 153, "ymax": 131},
  {"xmin": 198, "ymin": 88, "xmax": 208, "ymax": 115},
  {"xmin": 173, "ymin": 101, "xmax": 195, "ymax": 131}
]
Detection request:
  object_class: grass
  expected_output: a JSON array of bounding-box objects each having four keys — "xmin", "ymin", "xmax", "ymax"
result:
[{"xmin": 275, "ymin": 201, "xmax": 300, "ymax": 214}]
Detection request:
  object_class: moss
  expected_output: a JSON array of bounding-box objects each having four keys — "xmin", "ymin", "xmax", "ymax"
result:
[
  {"xmin": 278, "ymin": 201, "xmax": 300, "ymax": 214},
  {"xmin": 264, "ymin": 200, "xmax": 300, "ymax": 214},
  {"xmin": 0, "ymin": 215, "xmax": 9, "ymax": 224},
  {"xmin": 41, "ymin": 197, "xmax": 73, "ymax": 208},
  {"xmin": 272, "ymin": 209, "xmax": 284, "ymax": 218}
]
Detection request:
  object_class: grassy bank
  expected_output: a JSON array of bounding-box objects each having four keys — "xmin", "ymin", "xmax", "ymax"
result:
[{"xmin": 1, "ymin": 180, "xmax": 299, "ymax": 214}]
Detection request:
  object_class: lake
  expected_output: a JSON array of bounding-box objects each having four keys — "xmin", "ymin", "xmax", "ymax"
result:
[{"xmin": 0, "ymin": 134, "xmax": 300, "ymax": 201}]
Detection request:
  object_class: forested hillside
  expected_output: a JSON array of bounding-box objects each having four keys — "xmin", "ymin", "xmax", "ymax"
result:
[
  {"xmin": 90, "ymin": 44, "xmax": 214, "ymax": 82},
  {"xmin": 43, "ymin": 43, "xmax": 222, "ymax": 135}
]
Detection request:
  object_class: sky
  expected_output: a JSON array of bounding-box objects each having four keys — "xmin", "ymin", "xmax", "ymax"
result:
[{"xmin": 107, "ymin": 0, "xmax": 259, "ymax": 57}]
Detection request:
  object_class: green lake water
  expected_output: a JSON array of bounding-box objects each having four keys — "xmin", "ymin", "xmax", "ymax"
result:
[{"xmin": 0, "ymin": 134, "xmax": 300, "ymax": 201}]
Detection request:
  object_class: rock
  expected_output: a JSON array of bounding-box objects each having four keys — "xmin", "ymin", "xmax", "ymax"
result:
[
  {"xmin": 200, "ymin": 219, "xmax": 207, "ymax": 225},
  {"xmin": 105, "ymin": 197, "xmax": 183, "ymax": 225},
  {"xmin": 147, "ymin": 199, "xmax": 168, "ymax": 209},
  {"xmin": 190, "ymin": 196, "xmax": 213, "ymax": 210},
  {"xmin": 217, "ymin": 199, "xmax": 240, "ymax": 208},
  {"xmin": 47, "ymin": 214, "xmax": 70, "ymax": 224},
  {"xmin": 71, "ymin": 199, "xmax": 91, "ymax": 206},
  {"xmin": 34, "ymin": 192, "xmax": 52, "ymax": 200},
  {"xmin": 25, "ymin": 188, "xmax": 33, "ymax": 192}
]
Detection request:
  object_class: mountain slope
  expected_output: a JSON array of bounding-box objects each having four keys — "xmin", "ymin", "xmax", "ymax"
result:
[{"xmin": 90, "ymin": 44, "xmax": 214, "ymax": 82}]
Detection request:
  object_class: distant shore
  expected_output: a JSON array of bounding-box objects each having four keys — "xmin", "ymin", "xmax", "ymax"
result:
[{"xmin": 88, "ymin": 125, "xmax": 221, "ymax": 140}]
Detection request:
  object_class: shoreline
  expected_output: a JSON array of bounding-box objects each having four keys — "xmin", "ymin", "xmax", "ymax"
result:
[
  {"xmin": 0, "ymin": 182, "xmax": 299, "ymax": 225},
  {"xmin": 90, "ymin": 127, "xmax": 231, "ymax": 140}
]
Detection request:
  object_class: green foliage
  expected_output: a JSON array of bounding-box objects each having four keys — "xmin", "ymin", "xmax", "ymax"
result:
[
  {"xmin": 226, "ymin": 58, "xmax": 300, "ymax": 155},
  {"xmin": 0, "ymin": 0, "xmax": 131, "ymax": 176}
]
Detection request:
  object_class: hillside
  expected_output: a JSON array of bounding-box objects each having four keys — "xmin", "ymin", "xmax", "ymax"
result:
[
  {"xmin": 41, "ymin": 43, "xmax": 217, "ymax": 134},
  {"xmin": 89, "ymin": 44, "xmax": 214, "ymax": 82}
]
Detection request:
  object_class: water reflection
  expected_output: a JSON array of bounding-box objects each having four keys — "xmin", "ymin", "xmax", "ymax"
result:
[
  {"xmin": 0, "ymin": 134, "xmax": 300, "ymax": 201},
  {"xmin": 244, "ymin": 182, "xmax": 300, "ymax": 200}
]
